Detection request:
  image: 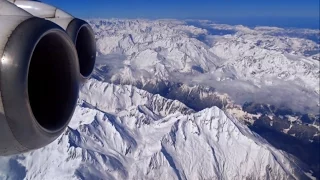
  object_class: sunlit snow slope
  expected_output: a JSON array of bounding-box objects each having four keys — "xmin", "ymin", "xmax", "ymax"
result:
[
  {"xmin": 91, "ymin": 18, "xmax": 319, "ymax": 142},
  {"xmin": 91, "ymin": 19, "xmax": 319, "ymax": 114},
  {"xmin": 0, "ymin": 79, "xmax": 310, "ymax": 180},
  {"xmin": 90, "ymin": 19, "xmax": 320, "ymax": 177},
  {"xmin": 0, "ymin": 19, "xmax": 318, "ymax": 180}
]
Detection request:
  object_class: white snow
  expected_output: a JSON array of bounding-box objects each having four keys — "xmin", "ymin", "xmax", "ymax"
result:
[
  {"xmin": 0, "ymin": 19, "xmax": 317, "ymax": 180},
  {"xmin": 0, "ymin": 79, "xmax": 309, "ymax": 179},
  {"xmin": 91, "ymin": 19, "xmax": 319, "ymax": 114}
]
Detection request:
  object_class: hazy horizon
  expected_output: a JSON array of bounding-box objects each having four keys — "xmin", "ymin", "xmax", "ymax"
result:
[{"xmin": 43, "ymin": 0, "xmax": 319, "ymax": 29}]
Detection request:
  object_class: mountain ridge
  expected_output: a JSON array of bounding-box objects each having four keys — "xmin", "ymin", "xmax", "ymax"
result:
[{"xmin": 0, "ymin": 79, "xmax": 312, "ymax": 179}]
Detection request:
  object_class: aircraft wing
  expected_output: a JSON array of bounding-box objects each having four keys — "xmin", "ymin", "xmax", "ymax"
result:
[{"xmin": 0, "ymin": 0, "xmax": 96, "ymax": 156}]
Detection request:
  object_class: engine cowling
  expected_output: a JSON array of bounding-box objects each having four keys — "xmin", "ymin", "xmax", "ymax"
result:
[
  {"xmin": 14, "ymin": 0, "xmax": 96, "ymax": 80},
  {"xmin": 66, "ymin": 18, "xmax": 96, "ymax": 79},
  {"xmin": 0, "ymin": 1, "xmax": 80, "ymax": 155}
]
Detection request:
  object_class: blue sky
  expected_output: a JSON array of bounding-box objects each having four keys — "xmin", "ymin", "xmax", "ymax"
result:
[
  {"xmin": 43, "ymin": 0, "xmax": 319, "ymax": 28},
  {"xmin": 43, "ymin": 0, "xmax": 319, "ymax": 18}
]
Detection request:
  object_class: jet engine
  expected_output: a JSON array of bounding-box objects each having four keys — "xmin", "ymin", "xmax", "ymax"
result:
[
  {"xmin": 0, "ymin": 0, "xmax": 95, "ymax": 155},
  {"xmin": 13, "ymin": 0, "xmax": 97, "ymax": 79}
]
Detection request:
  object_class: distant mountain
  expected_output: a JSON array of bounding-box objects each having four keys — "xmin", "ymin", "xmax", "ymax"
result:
[
  {"xmin": 89, "ymin": 19, "xmax": 320, "ymax": 178},
  {"xmin": 90, "ymin": 19, "xmax": 319, "ymax": 114},
  {"xmin": 0, "ymin": 79, "xmax": 311, "ymax": 180},
  {"xmin": 0, "ymin": 19, "xmax": 318, "ymax": 179}
]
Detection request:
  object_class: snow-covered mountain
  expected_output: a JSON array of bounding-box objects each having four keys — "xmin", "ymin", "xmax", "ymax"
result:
[
  {"xmin": 0, "ymin": 19, "xmax": 318, "ymax": 179},
  {"xmin": 89, "ymin": 19, "xmax": 320, "ymax": 175},
  {"xmin": 90, "ymin": 19, "xmax": 319, "ymax": 136},
  {"xmin": 90, "ymin": 19, "xmax": 319, "ymax": 114},
  {"xmin": 0, "ymin": 79, "xmax": 311, "ymax": 180}
]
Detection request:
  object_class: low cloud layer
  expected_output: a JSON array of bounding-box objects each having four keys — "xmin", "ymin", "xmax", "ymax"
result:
[{"xmin": 92, "ymin": 19, "xmax": 320, "ymax": 114}]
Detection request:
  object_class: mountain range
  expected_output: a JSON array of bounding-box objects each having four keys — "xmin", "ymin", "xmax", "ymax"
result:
[{"xmin": 0, "ymin": 19, "xmax": 319, "ymax": 179}]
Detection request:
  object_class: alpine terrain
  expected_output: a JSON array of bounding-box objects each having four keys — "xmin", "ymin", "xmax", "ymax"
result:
[
  {"xmin": 0, "ymin": 79, "xmax": 314, "ymax": 180},
  {"xmin": 0, "ymin": 19, "xmax": 319, "ymax": 179}
]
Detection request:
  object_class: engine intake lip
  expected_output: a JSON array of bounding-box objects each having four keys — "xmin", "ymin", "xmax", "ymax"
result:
[
  {"xmin": 67, "ymin": 18, "xmax": 96, "ymax": 79},
  {"xmin": 0, "ymin": 17, "xmax": 79, "ymax": 150}
]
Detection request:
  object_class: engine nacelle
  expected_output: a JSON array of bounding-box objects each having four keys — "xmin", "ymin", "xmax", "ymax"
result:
[
  {"xmin": 66, "ymin": 18, "xmax": 96, "ymax": 79},
  {"xmin": 0, "ymin": 0, "xmax": 79, "ymax": 155},
  {"xmin": 14, "ymin": 0, "xmax": 96, "ymax": 79}
]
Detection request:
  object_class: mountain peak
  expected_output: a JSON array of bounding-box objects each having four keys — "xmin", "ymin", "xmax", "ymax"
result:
[{"xmin": 0, "ymin": 80, "xmax": 309, "ymax": 180}]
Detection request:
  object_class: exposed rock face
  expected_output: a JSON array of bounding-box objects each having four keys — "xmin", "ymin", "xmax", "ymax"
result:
[{"xmin": 0, "ymin": 80, "xmax": 310, "ymax": 180}]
